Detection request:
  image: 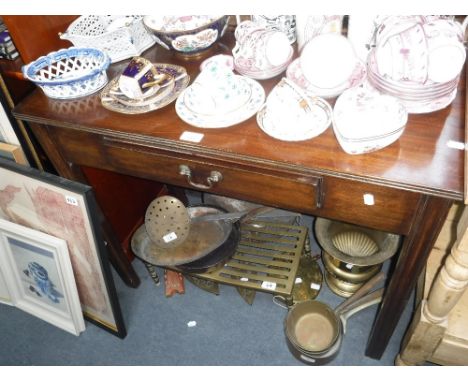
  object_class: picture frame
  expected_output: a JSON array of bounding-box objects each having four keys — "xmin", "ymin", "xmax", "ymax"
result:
[
  {"xmin": 0, "ymin": 141, "xmax": 28, "ymax": 165},
  {"xmin": 0, "ymin": 218, "xmax": 85, "ymax": 335},
  {"xmin": 0, "ymin": 98, "xmax": 21, "ymax": 145},
  {"xmin": 0, "ymin": 157, "xmax": 126, "ymax": 338},
  {"xmin": 0, "ymin": 263, "xmax": 12, "ymax": 305}
]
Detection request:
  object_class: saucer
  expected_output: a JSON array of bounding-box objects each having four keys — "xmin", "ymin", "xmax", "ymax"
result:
[
  {"xmin": 286, "ymin": 57, "xmax": 367, "ymax": 98},
  {"xmin": 109, "ymin": 76, "xmax": 176, "ymax": 107},
  {"xmin": 100, "ymin": 64, "xmax": 190, "ymax": 114},
  {"xmin": 200, "ymin": 54, "xmax": 234, "ymax": 71},
  {"xmin": 256, "ymin": 97, "xmax": 332, "ymax": 142},
  {"xmin": 175, "ymin": 76, "xmax": 265, "ymax": 128}
]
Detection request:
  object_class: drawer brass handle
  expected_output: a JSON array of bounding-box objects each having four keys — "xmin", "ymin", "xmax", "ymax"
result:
[{"xmin": 179, "ymin": 165, "xmax": 223, "ymax": 190}]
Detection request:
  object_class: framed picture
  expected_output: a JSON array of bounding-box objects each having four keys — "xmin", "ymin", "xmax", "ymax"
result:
[
  {"xmin": 0, "ymin": 142, "xmax": 28, "ymax": 165},
  {"xmin": 0, "ymin": 99, "xmax": 21, "ymax": 145},
  {"xmin": 0, "ymin": 264, "xmax": 12, "ymax": 305},
  {"xmin": 0, "ymin": 157, "xmax": 126, "ymax": 338},
  {"xmin": 0, "ymin": 218, "xmax": 85, "ymax": 335}
]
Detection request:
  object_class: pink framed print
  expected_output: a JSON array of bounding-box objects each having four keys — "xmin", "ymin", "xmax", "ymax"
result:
[{"xmin": 0, "ymin": 157, "xmax": 126, "ymax": 337}]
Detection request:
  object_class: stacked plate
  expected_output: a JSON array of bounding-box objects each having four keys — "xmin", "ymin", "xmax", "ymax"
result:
[
  {"xmin": 367, "ymin": 16, "xmax": 466, "ymax": 114},
  {"xmin": 286, "ymin": 34, "xmax": 367, "ymax": 99},
  {"xmin": 367, "ymin": 51, "xmax": 460, "ymax": 114},
  {"xmin": 286, "ymin": 57, "xmax": 367, "ymax": 99},
  {"xmin": 100, "ymin": 63, "xmax": 189, "ymax": 114}
]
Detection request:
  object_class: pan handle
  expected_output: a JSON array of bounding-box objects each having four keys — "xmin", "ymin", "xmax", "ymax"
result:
[
  {"xmin": 272, "ymin": 295, "xmax": 293, "ymax": 309},
  {"xmin": 338, "ymin": 288, "xmax": 384, "ymax": 333},
  {"xmin": 334, "ymin": 271, "xmax": 385, "ymax": 315}
]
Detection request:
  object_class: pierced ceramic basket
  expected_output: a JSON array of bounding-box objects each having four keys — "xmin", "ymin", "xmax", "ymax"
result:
[
  {"xmin": 22, "ymin": 47, "xmax": 110, "ymax": 100},
  {"xmin": 60, "ymin": 15, "xmax": 156, "ymax": 63}
]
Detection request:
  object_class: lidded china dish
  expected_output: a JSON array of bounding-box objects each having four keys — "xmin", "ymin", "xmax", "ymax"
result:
[{"xmin": 332, "ymin": 84, "xmax": 408, "ymax": 155}]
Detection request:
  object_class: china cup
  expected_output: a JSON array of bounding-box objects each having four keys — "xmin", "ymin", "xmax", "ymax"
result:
[
  {"xmin": 374, "ymin": 22, "xmax": 429, "ymax": 83},
  {"xmin": 265, "ymin": 78, "xmax": 316, "ymax": 131},
  {"xmin": 118, "ymin": 56, "xmax": 163, "ymax": 99},
  {"xmin": 234, "ymin": 20, "xmax": 265, "ymax": 44},
  {"xmin": 296, "ymin": 15, "xmax": 343, "ymax": 52},
  {"xmin": 233, "ymin": 27, "xmax": 291, "ymax": 73},
  {"xmin": 184, "ymin": 61, "xmax": 251, "ymax": 115},
  {"xmin": 424, "ymin": 19, "xmax": 466, "ymax": 83}
]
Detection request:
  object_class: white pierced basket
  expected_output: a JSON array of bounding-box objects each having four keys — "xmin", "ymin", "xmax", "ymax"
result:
[
  {"xmin": 60, "ymin": 15, "xmax": 156, "ymax": 63},
  {"xmin": 22, "ymin": 47, "xmax": 110, "ymax": 99}
]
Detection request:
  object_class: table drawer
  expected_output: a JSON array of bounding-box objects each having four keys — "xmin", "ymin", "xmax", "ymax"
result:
[
  {"xmin": 100, "ymin": 136, "xmax": 324, "ymax": 214},
  {"xmin": 318, "ymin": 176, "xmax": 420, "ymax": 235}
]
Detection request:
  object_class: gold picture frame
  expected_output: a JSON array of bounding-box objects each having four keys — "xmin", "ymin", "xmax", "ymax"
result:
[{"xmin": 0, "ymin": 142, "xmax": 28, "ymax": 165}]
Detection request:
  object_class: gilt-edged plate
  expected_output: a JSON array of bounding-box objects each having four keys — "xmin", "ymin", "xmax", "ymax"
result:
[{"xmin": 100, "ymin": 63, "xmax": 190, "ymax": 114}]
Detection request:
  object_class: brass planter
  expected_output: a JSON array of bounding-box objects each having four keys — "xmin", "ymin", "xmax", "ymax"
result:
[
  {"xmin": 314, "ymin": 217, "xmax": 401, "ymax": 266},
  {"xmin": 324, "ymin": 270, "xmax": 363, "ymax": 298},
  {"xmin": 322, "ymin": 251, "xmax": 382, "ymax": 284}
]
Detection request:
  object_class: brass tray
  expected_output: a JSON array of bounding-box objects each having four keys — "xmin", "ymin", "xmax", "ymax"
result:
[{"xmin": 192, "ymin": 221, "xmax": 307, "ymax": 296}]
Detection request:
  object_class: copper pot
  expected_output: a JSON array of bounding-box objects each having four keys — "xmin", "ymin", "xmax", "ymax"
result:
[{"xmin": 284, "ymin": 272, "xmax": 385, "ymax": 365}]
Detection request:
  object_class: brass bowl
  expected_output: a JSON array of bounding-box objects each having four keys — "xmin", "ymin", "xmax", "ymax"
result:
[
  {"xmin": 324, "ymin": 270, "xmax": 363, "ymax": 298},
  {"xmin": 322, "ymin": 250, "xmax": 382, "ymax": 283},
  {"xmin": 314, "ymin": 217, "xmax": 401, "ymax": 266},
  {"xmin": 285, "ymin": 300, "xmax": 341, "ymax": 353}
]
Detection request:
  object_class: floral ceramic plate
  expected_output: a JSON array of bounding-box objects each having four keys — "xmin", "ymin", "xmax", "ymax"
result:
[
  {"xmin": 175, "ymin": 76, "xmax": 265, "ymax": 128},
  {"xmin": 286, "ymin": 57, "xmax": 366, "ymax": 99},
  {"xmin": 100, "ymin": 63, "xmax": 189, "ymax": 114}
]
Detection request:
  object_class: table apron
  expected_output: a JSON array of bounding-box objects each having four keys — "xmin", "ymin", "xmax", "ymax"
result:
[{"xmin": 51, "ymin": 127, "xmax": 420, "ymax": 235}]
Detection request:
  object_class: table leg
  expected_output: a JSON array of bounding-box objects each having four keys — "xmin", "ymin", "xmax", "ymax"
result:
[{"xmin": 365, "ymin": 195, "xmax": 452, "ymax": 359}]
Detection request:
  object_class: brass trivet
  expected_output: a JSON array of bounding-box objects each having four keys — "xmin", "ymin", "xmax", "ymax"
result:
[
  {"xmin": 192, "ymin": 221, "xmax": 307, "ymax": 297},
  {"xmin": 185, "ymin": 275, "xmax": 220, "ymax": 295}
]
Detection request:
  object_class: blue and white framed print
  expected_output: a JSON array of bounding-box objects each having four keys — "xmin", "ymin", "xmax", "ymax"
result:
[{"xmin": 0, "ymin": 218, "xmax": 85, "ymax": 335}]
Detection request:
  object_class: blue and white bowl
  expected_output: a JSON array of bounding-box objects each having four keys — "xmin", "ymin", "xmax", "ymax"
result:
[
  {"xmin": 22, "ymin": 47, "xmax": 111, "ymax": 99},
  {"xmin": 143, "ymin": 15, "xmax": 230, "ymax": 56}
]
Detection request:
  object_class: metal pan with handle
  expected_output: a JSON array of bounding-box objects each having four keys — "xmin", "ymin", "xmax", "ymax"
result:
[{"xmin": 284, "ymin": 271, "xmax": 385, "ymax": 365}]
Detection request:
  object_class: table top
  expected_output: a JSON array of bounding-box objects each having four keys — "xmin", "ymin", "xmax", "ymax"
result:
[{"xmin": 13, "ymin": 30, "xmax": 466, "ymax": 200}]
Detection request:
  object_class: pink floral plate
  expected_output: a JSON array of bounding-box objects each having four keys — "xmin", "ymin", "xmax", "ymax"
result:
[{"xmin": 286, "ymin": 57, "xmax": 367, "ymax": 99}]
